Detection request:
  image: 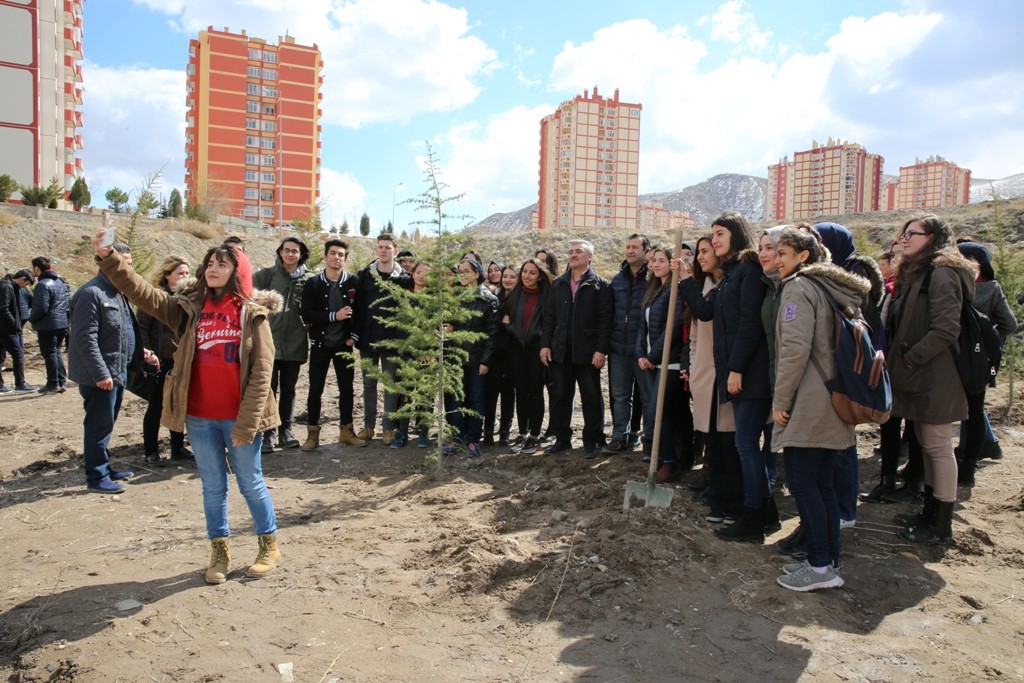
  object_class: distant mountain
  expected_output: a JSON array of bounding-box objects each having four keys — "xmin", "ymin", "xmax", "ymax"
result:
[
  {"xmin": 971, "ymin": 173, "xmax": 1024, "ymax": 203},
  {"xmin": 470, "ymin": 171, "xmax": 1023, "ymax": 233},
  {"xmin": 641, "ymin": 173, "xmax": 766, "ymax": 226}
]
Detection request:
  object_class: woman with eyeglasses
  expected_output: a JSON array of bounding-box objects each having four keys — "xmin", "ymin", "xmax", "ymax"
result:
[{"xmin": 886, "ymin": 215, "xmax": 976, "ymax": 545}]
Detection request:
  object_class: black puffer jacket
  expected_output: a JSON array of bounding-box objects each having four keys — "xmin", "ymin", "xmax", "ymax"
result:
[
  {"xmin": 455, "ymin": 285, "xmax": 499, "ymax": 366},
  {"xmin": 354, "ymin": 260, "xmax": 412, "ymax": 351},
  {"xmin": 609, "ymin": 260, "xmax": 648, "ymax": 356}
]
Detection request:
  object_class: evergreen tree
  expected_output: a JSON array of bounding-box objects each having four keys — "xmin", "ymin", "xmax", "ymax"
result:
[
  {"xmin": 0, "ymin": 174, "xmax": 16, "ymax": 202},
  {"xmin": 400, "ymin": 230, "xmax": 409, "ymax": 241},
  {"xmin": 68, "ymin": 177, "xmax": 91, "ymax": 211},
  {"xmin": 339, "ymin": 219, "xmax": 350, "ymax": 235},
  {"xmin": 105, "ymin": 187, "xmax": 129, "ymax": 213},
  {"xmin": 167, "ymin": 188, "xmax": 184, "ymax": 218},
  {"xmin": 355, "ymin": 143, "xmax": 479, "ymax": 470},
  {"xmin": 359, "ymin": 212, "xmax": 371, "ymax": 236},
  {"xmin": 386, "ymin": 219, "xmax": 394, "ymax": 232},
  {"xmin": 292, "ymin": 205, "xmax": 325, "ymax": 271},
  {"xmin": 20, "ymin": 178, "xmax": 63, "ymax": 207}
]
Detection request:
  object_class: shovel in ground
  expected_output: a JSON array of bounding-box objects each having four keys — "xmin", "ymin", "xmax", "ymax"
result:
[{"xmin": 623, "ymin": 232, "xmax": 682, "ymax": 510}]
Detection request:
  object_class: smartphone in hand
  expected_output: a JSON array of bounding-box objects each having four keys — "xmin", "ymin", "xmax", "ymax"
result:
[{"xmin": 99, "ymin": 227, "xmax": 116, "ymax": 248}]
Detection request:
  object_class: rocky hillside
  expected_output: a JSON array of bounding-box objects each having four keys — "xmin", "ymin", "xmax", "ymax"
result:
[{"xmin": 641, "ymin": 173, "xmax": 767, "ymax": 226}]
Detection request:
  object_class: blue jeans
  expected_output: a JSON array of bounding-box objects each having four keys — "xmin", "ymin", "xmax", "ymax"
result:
[
  {"xmin": 445, "ymin": 363, "xmax": 487, "ymax": 445},
  {"xmin": 733, "ymin": 398, "xmax": 772, "ymax": 508},
  {"xmin": 642, "ymin": 367, "xmax": 682, "ymax": 464},
  {"xmin": 186, "ymin": 417, "xmax": 277, "ymax": 540},
  {"xmin": 784, "ymin": 447, "xmax": 841, "ymax": 568},
  {"xmin": 609, "ymin": 353, "xmax": 648, "ymax": 441},
  {"xmin": 834, "ymin": 444, "xmax": 858, "ymax": 521},
  {"xmin": 80, "ymin": 383, "xmax": 125, "ymax": 484},
  {"xmin": 38, "ymin": 329, "xmax": 67, "ymax": 389}
]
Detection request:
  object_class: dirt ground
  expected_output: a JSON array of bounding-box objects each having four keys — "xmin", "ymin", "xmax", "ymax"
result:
[{"xmin": 1, "ymin": 340, "xmax": 1023, "ymax": 683}]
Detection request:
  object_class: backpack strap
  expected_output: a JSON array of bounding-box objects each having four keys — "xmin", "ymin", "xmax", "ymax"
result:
[{"xmin": 799, "ymin": 275, "xmax": 841, "ymax": 385}]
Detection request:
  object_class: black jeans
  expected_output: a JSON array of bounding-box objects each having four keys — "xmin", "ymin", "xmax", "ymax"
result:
[
  {"xmin": 0, "ymin": 332, "xmax": 25, "ymax": 387},
  {"xmin": 37, "ymin": 329, "xmax": 67, "ymax": 389},
  {"xmin": 306, "ymin": 346, "xmax": 355, "ymax": 426},
  {"xmin": 142, "ymin": 359, "xmax": 185, "ymax": 455},
  {"xmin": 962, "ymin": 391, "xmax": 987, "ymax": 461},
  {"xmin": 548, "ymin": 358, "xmax": 605, "ymax": 448},
  {"xmin": 702, "ymin": 391, "xmax": 744, "ymax": 516},
  {"xmin": 269, "ymin": 359, "xmax": 302, "ymax": 429},
  {"xmin": 508, "ymin": 342, "xmax": 545, "ymax": 437},
  {"xmin": 484, "ymin": 347, "xmax": 515, "ymax": 439}
]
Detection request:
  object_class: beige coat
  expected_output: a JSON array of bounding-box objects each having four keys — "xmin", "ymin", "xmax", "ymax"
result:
[
  {"xmin": 690, "ymin": 278, "xmax": 735, "ymax": 433},
  {"xmin": 889, "ymin": 252, "xmax": 975, "ymax": 424},
  {"xmin": 99, "ymin": 252, "xmax": 282, "ymax": 444},
  {"xmin": 771, "ymin": 264, "xmax": 870, "ymax": 451}
]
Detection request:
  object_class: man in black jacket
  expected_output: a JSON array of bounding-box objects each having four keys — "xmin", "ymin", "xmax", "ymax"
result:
[
  {"xmin": 539, "ymin": 239, "xmax": 612, "ymax": 458},
  {"xmin": 0, "ymin": 271, "xmax": 36, "ymax": 393},
  {"xmin": 299, "ymin": 239, "xmax": 366, "ymax": 451},
  {"xmin": 30, "ymin": 256, "xmax": 70, "ymax": 394},
  {"xmin": 354, "ymin": 233, "xmax": 412, "ymax": 444}
]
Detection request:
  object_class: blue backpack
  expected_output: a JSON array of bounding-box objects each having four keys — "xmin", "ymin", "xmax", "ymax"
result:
[{"xmin": 805, "ymin": 276, "xmax": 892, "ymax": 425}]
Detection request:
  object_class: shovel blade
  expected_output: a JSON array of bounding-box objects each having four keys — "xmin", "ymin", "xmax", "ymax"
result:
[{"xmin": 623, "ymin": 479, "xmax": 674, "ymax": 510}]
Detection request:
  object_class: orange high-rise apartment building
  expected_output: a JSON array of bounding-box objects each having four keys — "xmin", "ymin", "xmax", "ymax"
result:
[
  {"xmin": 186, "ymin": 27, "xmax": 322, "ymax": 226},
  {"xmin": 533, "ymin": 86, "xmax": 641, "ymax": 230},
  {"xmin": 0, "ymin": 0, "xmax": 84, "ymax": 202},
  {"xmin": 638, "ymin": 202, "xmax": 695, "ymax": 232},
  {"xmin": 888, "ymin": 156, "xmax": 971, "ymax": 211},
  {"xmin": 767, "ymin": 138, "xmax": 884, "ymax": 221}
]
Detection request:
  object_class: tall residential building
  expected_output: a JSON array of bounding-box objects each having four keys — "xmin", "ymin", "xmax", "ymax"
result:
[
  {"xmin": 533, "ymin": 86, "xmax": 641, "ymax": 230},
  {"xmin": 890, "ymin": 156, "xmax": 971, "ymax": 210},
  {"xmin": 767, "ymin": 138, "xmax": 884, "ymax": 221},
  {"xmin": 638, "ymin": 202, "xmax": 695, "ymax": 232},
  {"xmin": 0, "ymin": 0, "xmax": 84, "ymax": 201},
  {"xmin": 186, "ymin": 27, "xmax": 322, "ymax": 226}
]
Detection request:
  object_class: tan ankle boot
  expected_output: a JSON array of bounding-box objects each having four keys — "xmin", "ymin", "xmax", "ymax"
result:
[
  {"xmin": 355, "ymin": 426, "xmax": 374, "ymax": 441},
  {"xmin": 300, "ymin": 425, "xmax": 321, "ymax": 451},
  {"xmin": 340, "ymin": 423, "xmax": 367, "ymax": 447},
  {"xmin": 205, "ymin": 537, "xmax": 230, "ymax": 585},
  {"xmin": 247, "ymin": 534, "xmax": 281, "ymax": 578}
]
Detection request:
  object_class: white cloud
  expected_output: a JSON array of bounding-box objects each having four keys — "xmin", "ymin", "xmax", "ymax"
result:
[
  {"xmin": 132, "ymin": 0, "xmax": 498, "ymax": 128},
  {"xmin": 80, "ymin": 61, "xmax": 186, "ymax": 203},
  {"xmin": 826, "ymin": 11, "xmax": 942, "ymax": 91},
  {"xmin": 432, "ymin": 103, "xmax": 553, "ymax": 222},
  {"xmin": 318, "ymin": 166, "xmax": 367, "ymax": 230},
  {"xmin": 703, "ymin": 0, "xmax": 771, "ymax": 51}
]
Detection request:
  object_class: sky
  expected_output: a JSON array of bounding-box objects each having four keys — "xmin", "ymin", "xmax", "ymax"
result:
[{"xmin": 81, "ymin": 0, "xmax": 1024, "ymax": 232}]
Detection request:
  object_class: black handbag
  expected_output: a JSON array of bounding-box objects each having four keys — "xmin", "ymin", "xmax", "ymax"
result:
[{"xmin": 127, "ymin": 364, "xmax": 161, "ymax": 401}]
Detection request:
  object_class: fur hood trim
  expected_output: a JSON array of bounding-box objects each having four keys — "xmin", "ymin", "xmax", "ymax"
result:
[
  {"xmin": 737, "ymin": 247, "xmax": 761, "ymax": 265},
  {"xmin": 799, "ymin": 263, "xmax": 872, "ymax": 295},
  {"xmin": 933, "ymin": 250, "xmax": 978, "ymax": 301}
]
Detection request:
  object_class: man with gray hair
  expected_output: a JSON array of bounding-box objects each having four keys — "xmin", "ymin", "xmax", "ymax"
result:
[{"xmin": 540, "ymin": 239, "xmax": 612, "ymax": 458}]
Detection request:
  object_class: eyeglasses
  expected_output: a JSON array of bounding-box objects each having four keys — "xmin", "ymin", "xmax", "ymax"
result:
[
  {"xmin": 898, "ymin": 230, "xmax": 929, "ymax": 242},
  {"xmin": 281, "ymin": 248, "xmax": 301, "ymax": 255}
]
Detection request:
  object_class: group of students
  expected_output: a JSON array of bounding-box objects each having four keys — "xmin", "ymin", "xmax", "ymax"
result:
[{"xmin": 79, "ymin": 211, "xmax": 1016, "ymax": 589}]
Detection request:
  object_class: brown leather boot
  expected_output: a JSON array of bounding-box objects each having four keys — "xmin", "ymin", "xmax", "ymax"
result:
[
  {"xmin": 247, "ymin": 534, "xmax": 281, "ymax": 578},
  {"xmin": 300, "ymin": 425, "xmax": 321, "ymax": 452},
  {"xmin": 205, "ymin": 537, "xmax": 230, "ymax": 585},
  {"xmin": 339, "ymin": 423, "xmax": 367, "ymax": 447}
]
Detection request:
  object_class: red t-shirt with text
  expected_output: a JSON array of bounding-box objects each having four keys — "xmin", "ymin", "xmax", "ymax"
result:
[{"xmin": 188, "ymin": 295, "xmax": 243, "ymax": 419}]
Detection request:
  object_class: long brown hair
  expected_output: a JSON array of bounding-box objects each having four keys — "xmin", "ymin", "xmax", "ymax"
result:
[
  {"xmin": 194, "ymin": 246, "xmax": 244, "ymax": 303},
  {"xmin": 642, "ymin": 244, "xmax": 674, "ymax": 308},
  {"xmin": 503, "ymin": 258, "xmax": 552, "ymax": 317},
  {"xmin": 893, "ymin": 214, "xmax": 955, "ymax": 292}
]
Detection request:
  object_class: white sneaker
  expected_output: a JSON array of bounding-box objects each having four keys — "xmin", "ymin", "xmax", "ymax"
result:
[{"xmin": 840, "ymin": 518, "xmax": 856, "ymax": 529}]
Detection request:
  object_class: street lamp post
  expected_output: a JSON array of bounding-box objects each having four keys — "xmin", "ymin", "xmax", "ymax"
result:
[{"xmin": 392, "ymin": 182, "xmax": 403, "ymax": 230}]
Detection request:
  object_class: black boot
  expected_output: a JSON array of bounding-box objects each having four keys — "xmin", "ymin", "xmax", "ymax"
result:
[
  {"xmin": 894, "ymin": 486, "xmax": 936, "ymax": 527},
  {"xmin": 899, "ymin": 500, "xmax": 954, "ymax": 545},
  {"xmin": 714, "ymin": 506, "xmax": 766, "ymax": 544},
  {"xmin": 761, "ymin": 496, "xmax": 781, "ymax": 534},
  {"xmin": 776, "ymin": 523, "xmax": 807, "ymax": 558},
  {"xmin": 957, "ymin": 459, "xmax": 977, "ymax": 487},
  {"xmin": 880, "ymin": 479, "xmax": 924, "ymax": 504},
  {"xmin": 859, "ymin": 474, "xmax": 897, "ymax": 503}
]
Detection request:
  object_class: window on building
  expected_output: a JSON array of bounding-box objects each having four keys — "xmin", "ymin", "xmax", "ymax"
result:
[
  {"xmin": 630, "ymin": 108, "xmax": 640, "ymax": 117},
  {"xmin": 246, "ymin": 118, "xmax": 258, "ymax": 130},
  {"xmin": 262, "ymin": 104, "xmax": 276, "ymax": 115},
  {"xmin": 248, "ymin": 48, "xmax": 262, "ymax": 60},
  {"xmin": 245, "ymin": 135, "xmax": 259, "ymax": 147},
  {"xmin": 261, "ymin": 172, "xmax": 275, "ymax": 183},
  {"xmin": 260, "ymin": 138, "xmax": 276, "ymax": 149},
  {"xmin": 262, "ymin": 120, "xmax": 276, "ymax": 132},
  {"xmin": 244, "ymin": 205, "xmax": 258, "ymax": 217},
  {"xmin": 261, "ymin": 206, "xmax": 274, "ymax": 217},
  {"xmin": 261, "ymin": 190, "xmax": 273, "ymax": 202},
  {"xmin": 247, "ymin": 66, "xmax": 261, "ymax": 78},
  {"xmin": 244, "ymin": 188, "xmax": 258, "ymax": 199},
  {"xmin": 262, "ymin": 69, "xmax": 277, "ymax": 81},
  {"xmin": 246, "ymin": 101, "xmax": 259, "ymax": 113},
  {"xmin": 263, "ymin": 51, "xmax": 277, "ymax": 64},
  {"xmin": 262, "ymin": 155, "xmax": 275, "ymax": 166},
  {"xmin": 245, "ymin": 170, "xmax": 257, "ymax": 182},
  {"xmin": 245, "ymin": 153, "xmax": 257, "ymax": 165},
  {"xmin": 247, "ymin": 83, "xmax": 260, "ymax": 95},
  {"xmin": 262, "ymin": 86, "xmax": 278, "ymax": 97}
]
